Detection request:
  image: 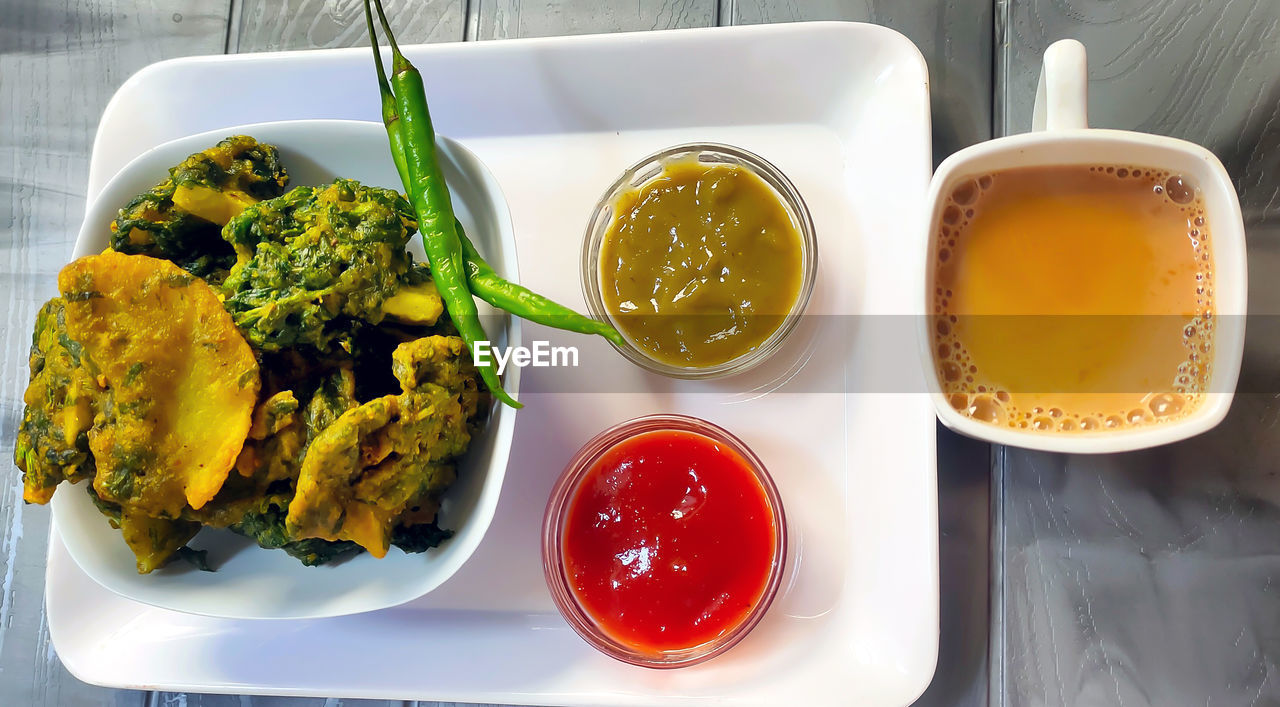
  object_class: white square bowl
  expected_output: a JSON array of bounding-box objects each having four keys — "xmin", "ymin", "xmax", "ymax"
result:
[{"xmin": 52, "ymin": 119, "xmax": 521, "ymax": 619}]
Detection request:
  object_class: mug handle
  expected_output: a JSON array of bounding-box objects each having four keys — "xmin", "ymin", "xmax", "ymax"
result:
[{"xmin": 1032, "ymin": 39, "xmax": 1089, "ymax": 131}]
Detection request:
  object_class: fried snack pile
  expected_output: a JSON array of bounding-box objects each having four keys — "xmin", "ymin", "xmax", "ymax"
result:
[{"xmin": 16, "ymin": 137, "xmax": 485, "ymax": 574}]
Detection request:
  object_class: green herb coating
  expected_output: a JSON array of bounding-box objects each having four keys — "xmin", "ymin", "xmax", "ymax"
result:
[{"xmin": 219, "ymin": 178, "xmax": 421, "ymax": 353}]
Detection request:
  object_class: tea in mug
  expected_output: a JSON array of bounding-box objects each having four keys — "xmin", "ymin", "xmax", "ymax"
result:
[{"xmin": 932, "ymin": 165, "xmax": 1213, "ymax": 432}]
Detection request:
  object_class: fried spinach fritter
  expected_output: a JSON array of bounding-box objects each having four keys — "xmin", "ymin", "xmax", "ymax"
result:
[
  {"xmin": 110, "ymin": 136, "xmax": 289, "ymax": 282},
  {"xmin": 88, "ymin": 486, "xmax": 201, "ymax": 574},
  {"xmin": 184, "ymin": 364, "xmax": 365, "ymax": 565},
  {"xmin": 231, "ymin": 495, "xmax": 363, "ymax": 566},
  {"xmin": 286, "ymin": 335, "xmax": 484, "ymax": 557},
  {"xmin": 219, "ymin": 178, "xmax": 438, "ymax": 353},
  {"xmin": 14, "ymin": 298, "xmax": 98, "ymax": 504}
]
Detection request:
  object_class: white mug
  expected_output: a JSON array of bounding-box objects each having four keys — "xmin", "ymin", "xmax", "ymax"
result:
[{"xmin": 917, "ymin": 39, "xmax": 1247, "ymax": 454}]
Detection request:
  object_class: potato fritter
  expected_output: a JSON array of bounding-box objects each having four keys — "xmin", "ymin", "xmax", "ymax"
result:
[{"xmin": 59, "ymin": 251, "xmax": 260, "ymax": 517}]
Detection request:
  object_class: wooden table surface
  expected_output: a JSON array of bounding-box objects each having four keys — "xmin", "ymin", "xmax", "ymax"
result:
[{"xmin": 1, "ymin": 1, "xmax": 1276, "ymax": 706}]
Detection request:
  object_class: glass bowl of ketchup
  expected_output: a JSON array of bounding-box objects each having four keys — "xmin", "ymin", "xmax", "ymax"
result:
[{"xmin": 542, "ymin": 414, "xmax": 787, "ymax": 668}]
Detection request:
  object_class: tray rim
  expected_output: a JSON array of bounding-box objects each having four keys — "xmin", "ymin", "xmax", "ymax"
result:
[
  {"xmin": 48, "ymin": 19, "xmax": 940, "ymax": 706},
  {"xmin": 89, "ymin": 21, "xmax": 929, "ymax": 199}
]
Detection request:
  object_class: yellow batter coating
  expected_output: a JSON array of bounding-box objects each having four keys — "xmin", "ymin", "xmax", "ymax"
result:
[{"xmin": 59, "ymin": 251, "xmax": 260, "ymax": 517}]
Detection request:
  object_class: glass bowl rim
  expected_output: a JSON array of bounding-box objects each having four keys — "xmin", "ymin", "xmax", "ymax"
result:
[
  {"xmin": 540, "ymin": 413, "xmax": 788, "ymax": 668},
  {"xmin": 580, "ymin": 142, "xmax": 819, "ymax": 379}
]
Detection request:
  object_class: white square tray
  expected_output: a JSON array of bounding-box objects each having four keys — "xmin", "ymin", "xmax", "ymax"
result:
[{"xmin": 46, "ymin": 21, "xmax": 938, "ymax": 706}]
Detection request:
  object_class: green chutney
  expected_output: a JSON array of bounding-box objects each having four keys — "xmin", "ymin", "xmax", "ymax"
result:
[{"xmin": 599, "ymin": 158, "xmax": 804, "ymax": 368}]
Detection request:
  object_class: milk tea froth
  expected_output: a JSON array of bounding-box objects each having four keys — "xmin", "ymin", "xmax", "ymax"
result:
[{"xmin": 931, "ymin": 165, "xmax": 1214, "ymax": 433}]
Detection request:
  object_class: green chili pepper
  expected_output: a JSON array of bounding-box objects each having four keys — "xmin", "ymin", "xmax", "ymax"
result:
[
  {"xmin": 367, "ymin": 0, "xmax": 519, "ymax": 409},
  {"xmin": 455, "ymin": 222, "xmax": 626, "ymax": 347},
  {"xmin": 364, "ymin": 4, "xmax": 410, "ymax": 194},
  {"xmin": 365, "ymin": 0, "xmax": 625, "ymax": 354}
]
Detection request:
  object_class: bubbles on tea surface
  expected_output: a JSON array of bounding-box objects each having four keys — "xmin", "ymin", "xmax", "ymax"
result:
[
  {"xmin": 1175, "ymin": 372, "xmax": 1193, "ymax": 390},
  {"xmin": 1079, "ymin": 416, "xmax": 1100, "ymax": 431},
  {"xmin": 1164, "ymin": 175, "xmax": 1196, "ymax": 204},
  {"xmin": 952, "ymin": 179, "xmax": 980, "ymax": 205},
  {"xmin": 942, "ymin": 205, "xmax": 963, "ymax": 225},
  {"xmin": 967, "ymin": 395, "xmax": 1005, "ymax": 424},
  {"xmin": 940, "ymin": 360, "xmax": 963, "ymax": 382},
  {"xmin": 1117, "ymin": 168, "xmax": 1129, "ymax": 178},
  {"xmin": 1127, "ymin": 408, "xmax": 1154, "ymax": 425},
  {"xmin": 978, "ymin": 175, "xmax": 993, "ymax": 189},
  {"xmin": 1146, "ymin": 392, "xmax": 1187, "ymax": 418}
]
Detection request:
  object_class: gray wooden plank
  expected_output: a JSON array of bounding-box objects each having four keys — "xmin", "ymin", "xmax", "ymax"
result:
[
  {"xmin": 727, "ymin": 0, "xmax": 994, "ymax": 161},
  {"xmin": 233, "ymin": 0, "xmax": 466, "ymax": 52},
  {"xmin": 0, "ymin": 3, "xmax": 233, "ymax": 705},
  {"xmin": 996, "ymin": 2, "xmax": 1280, "ymax": 706},
  {"xmin": 998, "ymin": 0, "xmax": 1280, "ymax": 222},
  {"xmin": 473, "ymin": 0, "xmax": 714, "ymax": 40}
]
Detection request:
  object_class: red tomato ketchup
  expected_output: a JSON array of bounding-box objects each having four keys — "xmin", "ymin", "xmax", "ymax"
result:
[{"xmin": 547, "ymin": 417, "xmax": 784, "ymax": 666}]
